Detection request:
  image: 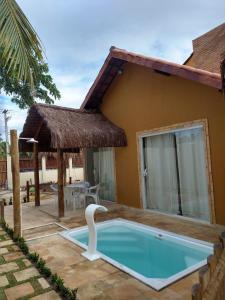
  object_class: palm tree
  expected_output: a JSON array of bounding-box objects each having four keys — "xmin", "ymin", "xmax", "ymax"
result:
[{"xmin": 0, "ymin": 0, "xmax": 44, "ymax": 86}]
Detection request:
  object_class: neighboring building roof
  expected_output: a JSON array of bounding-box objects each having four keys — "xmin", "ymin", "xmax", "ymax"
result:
[
  {"xmin": 81, "ymin": 47, "xmax": 221, "ymax": 110},
  {"xmin": 20, "ymin": 104, "xmax": 127, "ymax": 152},
  {"xmin": 184, "ymin": 23, "xmax": 225, "ymax": 73}
]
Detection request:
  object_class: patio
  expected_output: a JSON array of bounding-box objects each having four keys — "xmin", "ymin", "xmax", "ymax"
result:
[{"xmin": 3, "ymin": 193, "xmax": 225, "ymax": 300}]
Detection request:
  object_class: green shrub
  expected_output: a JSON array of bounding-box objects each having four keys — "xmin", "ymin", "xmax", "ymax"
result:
[
  {"xmin": 36, "ymin": 258, "xmax": 46, "ymax": 269},
  {"xmin": 0, "ymin": 222, "xmax": 78, "ymax": 299},
  {"xmin": 28, "ymin": 252, "xmax": 39, "ymax": 263},
  {"xmin": 40, "ymin": 265, "xmax": 51, "ymax": 277}
]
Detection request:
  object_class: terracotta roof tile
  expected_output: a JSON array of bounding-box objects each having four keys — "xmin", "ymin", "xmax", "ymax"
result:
[{"xmin": 81, "ymin": 47, "xmax": 221, "ymax": 109}]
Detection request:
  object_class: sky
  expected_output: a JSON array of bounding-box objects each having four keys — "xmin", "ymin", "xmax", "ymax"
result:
[{"xmin": 0, "ymin": 0, "xmax": 225, "ymax": 138}]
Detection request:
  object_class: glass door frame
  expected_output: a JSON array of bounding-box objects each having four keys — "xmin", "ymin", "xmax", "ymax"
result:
[
  {"xmin": 137, "ymin": 120, "xmax": 215, "ymax": 224},
  {"xmin": 83, "ymin": 147, "xmax": 117, "ymax": 202}
]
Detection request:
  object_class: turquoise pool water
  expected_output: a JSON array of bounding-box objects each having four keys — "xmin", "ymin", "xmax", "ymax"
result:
[{"xmin": 70, "ymin": 224, "xmax": 212, "ymax": 279}]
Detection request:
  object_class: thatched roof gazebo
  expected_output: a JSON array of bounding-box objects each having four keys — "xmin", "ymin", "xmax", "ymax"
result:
[{"xmin": 20, "ymin": 104, "xmax": 127, "ymax": 218}]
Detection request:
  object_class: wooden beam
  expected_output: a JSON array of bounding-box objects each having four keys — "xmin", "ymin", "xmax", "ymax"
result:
[
  {"xmin": 57, "ymin": 148, "xmax": 64, "ymax": 218},
  {"xmin": 33, "ymin": 143, "xmax": 40, "ymax": 206},
  {"xmin": 10, "ymin": 130, "xmax": 22, "ymax": 237}
]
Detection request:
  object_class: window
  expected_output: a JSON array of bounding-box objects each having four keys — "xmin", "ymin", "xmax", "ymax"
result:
[
  {"xmin": 141, "ymin": 126, "xmax": 210, "ymax": 221},
  {"xmin": 86, "ymin": 148, "xmax": 116, "ymax": 201}
]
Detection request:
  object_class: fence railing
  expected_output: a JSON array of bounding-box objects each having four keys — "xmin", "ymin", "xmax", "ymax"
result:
[{"xmin": 192, "ymin": 231, "xmax": 225, "ymax": 300}]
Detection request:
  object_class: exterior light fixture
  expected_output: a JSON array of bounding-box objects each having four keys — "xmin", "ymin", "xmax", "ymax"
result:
[{"xmin": 19, "ymin": 137, "xmax": 38, "ymax": 143}]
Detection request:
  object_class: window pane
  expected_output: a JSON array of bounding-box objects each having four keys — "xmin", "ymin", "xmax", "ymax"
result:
[
  {"xmin": 144, "ymin": 133, "xmax": 179, "ymax": 214},
  {"xmin": 143, "ymin": 126, "xmax": 210, "ymax": 222},
  {"xmin": 176, "ymin": 128, "xmax": 209, "ymax": 221},
  {"xmin": 87, "ymin": 148, "xmax": 116, "ymax": 202}
]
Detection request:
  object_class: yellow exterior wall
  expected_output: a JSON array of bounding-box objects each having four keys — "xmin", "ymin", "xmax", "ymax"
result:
[{"xmin": 100, "ymin": 63, "xmax": 225, "ymax": 225}]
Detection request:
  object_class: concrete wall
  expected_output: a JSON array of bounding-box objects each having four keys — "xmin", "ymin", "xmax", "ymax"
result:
[
  {"xmin": 19, "ymin": 167, "xmax": 84, "ymax": 187},
  {"xmin": 100, "ymin": 62, "xmax": 225, "ymax": 225},
  {"xmin": 7, "ymin": 155, "xmax": 84, "ymax": 188}
]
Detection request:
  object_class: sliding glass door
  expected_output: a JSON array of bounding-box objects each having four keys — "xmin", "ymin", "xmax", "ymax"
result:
[
  {"xmin": 142, "ymin": 126, "xmax": 210, "ymax": 221},
  {"xmin": 86, "ymin": 148, "xmax": 116, "ymax": 201}
]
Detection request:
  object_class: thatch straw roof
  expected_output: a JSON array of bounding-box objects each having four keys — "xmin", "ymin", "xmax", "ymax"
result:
[{"xmin": 20, "ymin": 104, "xmax": 127, "ymax": 152}]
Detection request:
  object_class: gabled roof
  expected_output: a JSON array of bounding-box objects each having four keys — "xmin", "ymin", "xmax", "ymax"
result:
[
  {"xmin": 20, "ymin": 104, "xmax": 127, "ymax": 152},
  {"xmin": 81, "ymin": 47, "xmax": 221, "ymax": 110},
  {"xmin": 184, "ymin": 23, "xmax": 225, "ymax": 73}
]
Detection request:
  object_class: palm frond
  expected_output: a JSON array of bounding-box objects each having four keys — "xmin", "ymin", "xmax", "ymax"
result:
[{"xmin": 0, "ymin": 0, "xmax": 44, "ymax": 85}]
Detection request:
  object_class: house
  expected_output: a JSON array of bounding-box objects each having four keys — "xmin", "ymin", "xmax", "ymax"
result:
[
  {"xmin": 81, "ymin": 23, "xmax": 225, "ymax": 226},
  {"xmin": 20, "ymin": 24, "xmax": 225, "ymax": 225}
]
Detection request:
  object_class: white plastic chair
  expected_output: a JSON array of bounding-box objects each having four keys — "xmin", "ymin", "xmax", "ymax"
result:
[{"xmin": 85, "ymin": 184, "xmax": 100, "ymax": 206}]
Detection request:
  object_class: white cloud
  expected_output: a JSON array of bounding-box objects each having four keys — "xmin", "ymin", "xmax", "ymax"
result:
[{"xmin": 1, "ymin": 0, "xmax": 224, "ymax": 136}]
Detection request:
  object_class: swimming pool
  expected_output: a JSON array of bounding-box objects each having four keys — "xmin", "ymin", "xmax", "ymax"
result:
[{"xmin": 61, "ymin": 218, "xmax": 213, "ymax": 290}]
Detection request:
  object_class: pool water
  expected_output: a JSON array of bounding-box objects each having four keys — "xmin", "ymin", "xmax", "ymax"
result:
[
  {"xmin": 62, "ymin": 219, "xmax": 213, "ymax": 290},
  {"xmin": 70, "ymin": 223, "xmax": 211, "ymax": 279}
]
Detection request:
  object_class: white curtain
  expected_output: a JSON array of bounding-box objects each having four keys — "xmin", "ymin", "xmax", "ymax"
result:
[
  {"xmin": 144, "ymin": 127, "xmax": 209, "ymax": 222},
  {"xmin": 93, "ymin": 148, "xmax": 115, "ymax": 201},
  {"xmin": 144, "ymin": 134, "xmax": 179, "ymax": 214},
  {"xmin": 176, "ymin": 128, "xmax": 209, "ymax": 221}
]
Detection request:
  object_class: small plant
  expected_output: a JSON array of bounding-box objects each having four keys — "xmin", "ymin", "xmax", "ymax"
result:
[
  {"xmin": 0, "ymin": 222, "xmax": 78, "ymax": 299},
  {"xmin": 28, "ymin": 252, "xmax": 39, "ymax": 263},
  {"xmin": 62, "ymin": 287, "xmax": 78, "ymax": 300},
  {"xmin": 7, "ymin": 228, "xmax": 14, "ymax": 238},
  {"xmin": 40, "ymin": 265, "xmax": 52, "ymax": 277},
  {"xmin": 36, "ymin": 257, "xmax": 46, "ymax": 269},
  {"xmin": 51, "ymin": 273, "xmax": 58, "ymax": 283}
]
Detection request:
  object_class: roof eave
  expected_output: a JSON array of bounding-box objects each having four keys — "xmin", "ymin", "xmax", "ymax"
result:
[{"xmin": 81, "ymin": 47, "xmax": 222, "ymax": 110}]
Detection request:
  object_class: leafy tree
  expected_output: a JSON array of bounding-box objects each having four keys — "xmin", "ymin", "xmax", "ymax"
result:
[
  {"xmin": 0, "ymin": 0, "xmax": 43, "ymax": 86},
  {"xmin": 0, "ymin": 55, "xmax": 60, "ymax": 109},
  {"xmin": 0, "ymin": 0, "xmax": 60, "ymax": 108}
]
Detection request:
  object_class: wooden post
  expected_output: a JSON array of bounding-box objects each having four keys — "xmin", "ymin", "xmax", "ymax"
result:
[
  {"xmin": 26, "ymin": 181, "xmax": 30, "ymax": 202},
  {"xmin": 57, "ymin": 148, "xmax": 64, "ymax": 218},
  {"xmin": 33, "ymin": 143, "xmax": 40, "ymax": 206},
  {"xmin": 0, "ymin": 200, "xmax": 4, "ymax": 220},
  {"xmin": 10, "ymin": 130, "xmax": 21, "ymax": 238},
  {"xmin": 63, "ymin": 158, "xmax": 67, "ymax": 186}
]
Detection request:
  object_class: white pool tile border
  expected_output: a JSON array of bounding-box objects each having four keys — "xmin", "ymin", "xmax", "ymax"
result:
[{"xmin": 60, "ymin": 218, "xmax": 214, "ymax": 291}]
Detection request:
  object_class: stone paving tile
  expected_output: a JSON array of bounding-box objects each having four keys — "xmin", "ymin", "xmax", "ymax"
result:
[
  {"xmin": 30, "ymin": 290, "xmax": 61, "ymax": 299},
  {"xmin": 22, "ymin": 258, "xmax": 32, "ymax": 267},
  {"xmin": 4, "ymin": 282, "xmax": 34, "ymax": 300},
  {"xmin": 0, "ymin": 262, "xmax": 19, "ymax": 274},
  {"xmin": 3, "ymin": 251, "xmax": 24, "ymax": 262},
  {"xmin": 38, "ymin": 277, "xmax": 50, "ymax": 289},
  {"xmin": 14, "ymin": 267, "xmax": 39, "ymax": 282},
  {"xmin": 0, "ymin": 275, "xmax": 9, "ymax": 287},
  {"xmin": 0, "ymin": 247, "xmax": 8, "ymax": 255},
  {"xmin": 0, "ymin": 240, "xmax": 13, "ymax": 247},
  {"xmin": 10, "ymin": 245, "xmax": 20, "ymax": 251}
]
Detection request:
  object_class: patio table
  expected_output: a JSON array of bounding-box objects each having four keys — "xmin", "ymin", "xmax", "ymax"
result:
[{"xmin": 64, "ymin": 181, "xmax": 90, "ymax": 210}]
